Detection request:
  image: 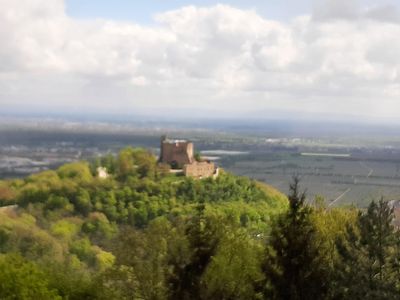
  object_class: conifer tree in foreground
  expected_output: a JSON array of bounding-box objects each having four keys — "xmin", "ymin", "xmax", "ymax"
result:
[
  {"xmin": 334, "ymin": 198, "xmax": 399, "ymax": 299},
  {"xmin": 262, "ymin": 176, "xmax": 328, "ymax": 300}
]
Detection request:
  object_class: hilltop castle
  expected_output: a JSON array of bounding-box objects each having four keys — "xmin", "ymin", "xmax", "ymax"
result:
[{"xmin": 159, "ymin": 136, "xmax": 217, "ymax": 179}]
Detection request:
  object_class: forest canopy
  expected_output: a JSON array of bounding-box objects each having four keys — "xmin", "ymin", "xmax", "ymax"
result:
[{"xmin": 0, "ymin": 147, "xmax": 399, "ymax": 299}]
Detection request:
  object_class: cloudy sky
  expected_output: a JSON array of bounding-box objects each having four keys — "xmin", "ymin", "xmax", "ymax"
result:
[{"xmin": 2, "ymin": 0, "xmax": 400, "ymax": 123}]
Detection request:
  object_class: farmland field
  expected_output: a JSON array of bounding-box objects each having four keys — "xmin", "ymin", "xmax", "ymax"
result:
[
  {"xmin": 217, "ymin": 152, "xmax": 400, "ymax": 207},
  {"xmin": 2, "ymin": 122, "xmax": 400, "ymax": 208}
]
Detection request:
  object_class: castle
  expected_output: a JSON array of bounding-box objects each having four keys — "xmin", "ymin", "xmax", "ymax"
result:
[{"xmin": 159, "ymin": 136, "xmax": 217, "ymax": 179}]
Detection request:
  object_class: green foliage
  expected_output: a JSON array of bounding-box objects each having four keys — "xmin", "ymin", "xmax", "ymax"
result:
[
  {"xmin": 312, "ymin": 203, "xmax": 357, "ymax": 275},
  {"xmin": 94, "ymin": 247, "xmax": 115, "ymax": 271},
  {"xmin": 100, "ymin": 154, "xmax": 117, "ymax": 174},
  {"xmin": 0, "ymin": 228, "xmax": 9, "ymax": 252},
  {"xmin": 70, "ymin": 238, "xmax": 96, "ymax": 265},
  {"xmin": 132, "ymin": 148, "xmax": 157, "ymax": 179},
  {"xmin": 2, "ymin": 146, "xmax": 397, "ymax": 299},
  {"xmin": 168, "ymin": 201, "xmax": 229, "ymax": 300},
  {"xmin": 202, "ymin": 225, "xmax": 264, "ymax": 299},
  {"xmin": 0, "ymin": 181, "xmax": 17, "ymax": 205},
  {"xmin": 0, "ymin": 253, "xmax": 61, "ymax": 299},
  {"xmin": 45, "ymin": 195, "xmax": 72, "ymax": 211},
  {"xmin": 42, "ymin": 258, "xmax": 97, "ymax": 299},
  {"xmin": 333, "ymin": 198, "xmax": 400, "ymax": 299},
  {"xmin": 50, "ymin": 219, "xmax": 81, "ymax": 240},
  {"xmin": 74, "ymin": 188, "xmax": 92, "ymax": 216},
  {"xmin": 117, "ymin": 147, "xmax": 136, "ymax": 178},
  {"xmin": 0, "ymin": 212, "xmax": 64, "ymax": 261},
  {"xmin": 176, "ymin": 173, "xmax": 271, "ymax": 204},
  {"xmin": 95, "ymin": 265, "xmax": 141, "ymax": 299},
  {"xmin": 194, "ymin": 152, "xmax": 202, "ymax": 162},
  {"xmin": 0, "ymin": 147, "xmax": 289, "ymax": 299},
  {"xmin": 108, "ymin": 218, "xmax": 177, "ymax": 299},
  {"xmin": 82, "ymin": 212, "xmax": 117, "ymax": 241},
  {"xmin": 263, "ymin": 176, "xmax": 329, "ymax": 300},
  {"xmin": 57, "ymin": 162, "xmax": 93, "ymax": 183}
]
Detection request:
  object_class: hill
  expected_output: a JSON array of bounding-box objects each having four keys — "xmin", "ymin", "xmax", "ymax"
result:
[
  {"xmin": 0, "ymin": 147, "xmax": 287, "ymax": 299},
  {"xmin": 2, "ymin": 146, "xmax": 398, "ymax": 299}
]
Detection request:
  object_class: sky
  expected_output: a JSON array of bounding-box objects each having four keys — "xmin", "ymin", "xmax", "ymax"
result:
[
  {"xmin": 65, "ymin": 0, "xmax": 315, "ymax": 24},
  {"xmin": 2, "ymin": 0, "xmax": 400, "ymax": 123}
]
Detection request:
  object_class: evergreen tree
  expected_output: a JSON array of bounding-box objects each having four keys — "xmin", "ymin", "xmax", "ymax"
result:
[
  {"xmin": 391, "ymin": 230, "xmax": 400, "ymax": 294},
  {"xmin": 334, "ymin": 198, "xmax": 398, "ymax": 299},
  {"xmin": 262, "ymin": 176, "xmax": 328, "ymax": 300}
]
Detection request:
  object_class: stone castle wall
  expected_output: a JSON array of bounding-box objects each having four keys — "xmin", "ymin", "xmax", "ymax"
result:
[
  {"xmin": 160, "ymin": 137, "xmax": 217, "ymax": 179},
  {"xmin": 183, "ymin": 161, "xmax": 215, "ymax": 179},
  {"xmin": 160, "ymin": 140, "xmax": 194, "ymax": 168}
]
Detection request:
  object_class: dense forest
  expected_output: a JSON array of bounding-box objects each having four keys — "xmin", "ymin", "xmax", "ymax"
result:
[{"xmin": 0, "ymin": 147, "xmax": 399, "ymax": 299}]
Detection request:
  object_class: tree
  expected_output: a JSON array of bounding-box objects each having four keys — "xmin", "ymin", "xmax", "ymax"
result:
[
  {"xmin": 132, "ymin": 149, "xmax": 157, "ymax": 179},
  {"xmin": 74, "ymin": 189, "xmax": 92, "ymax": 216},
  {"xmin": 57, "ymin": 162, "xmax": 93, "ymax": 184},
  {"xmin": 0, "ymin": 253, "xmax": 61, "ymax": 299},
  {"xmin": 169, "ymin": 201, "xmax": 222, "ymax": 300},
  {"xmin": 116, "ymin": 148, "xmax": 135, "ymax": 179},
  {"xmin": 202, "ymin": 225, "xmax": 263, "ymax": 300},
  {"xmin": 333, "ymin": 198, "xmax": 399, "ymax": 299},
  {"xmin": 262, "ymin": 176, "xmax": 328, "ymax": 300},
  {"xmin": 105, "ymin": 218, "xmax": 185, "ymax": 300}
]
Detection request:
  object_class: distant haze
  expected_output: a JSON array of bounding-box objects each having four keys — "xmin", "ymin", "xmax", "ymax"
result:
[{"xmin": 2, "ymin": 0, "xmax": 400, "ymax": 124}]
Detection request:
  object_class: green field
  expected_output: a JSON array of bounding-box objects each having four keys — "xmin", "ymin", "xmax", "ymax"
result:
[{"xmin": 216, "ymin": 152, "xmax": 400, "ymax": 207}]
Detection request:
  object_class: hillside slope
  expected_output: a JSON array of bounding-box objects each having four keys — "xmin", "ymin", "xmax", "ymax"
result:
[{"xmin": 0, "ymin": 147, "xmax": 287, "ymax": 299}]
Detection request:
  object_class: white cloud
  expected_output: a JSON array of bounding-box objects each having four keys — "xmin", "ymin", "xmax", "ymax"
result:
[
  {"xmin": 364, "ymin": 4, "xmax": 400, "ymax": 23},
  {"xmin": 1, "ymin": 0, "xmax": 400, "ymax": 122}
]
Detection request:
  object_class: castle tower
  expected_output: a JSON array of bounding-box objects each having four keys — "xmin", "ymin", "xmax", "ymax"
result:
[{"xmin": 159, "ymin": 137, "xmax": 194, "ymax": 168}]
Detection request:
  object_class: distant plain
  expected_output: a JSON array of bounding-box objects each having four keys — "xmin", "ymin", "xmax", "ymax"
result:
[{"xmin": 1, "ymin": 117, "xmax": 400, "ymax": 207}]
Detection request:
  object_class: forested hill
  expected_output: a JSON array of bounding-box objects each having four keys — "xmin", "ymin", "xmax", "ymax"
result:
[
  {"xmin": 1, "ymin": 147, "xmax": 400, "ymax": 299},
  {"xmin": 0, "ymin": 147, "xmax": 287, "ymax": 299}
]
